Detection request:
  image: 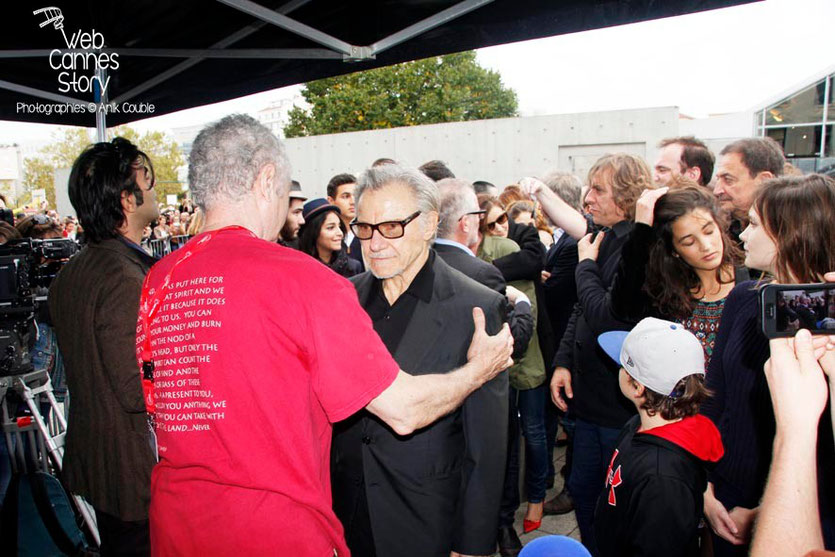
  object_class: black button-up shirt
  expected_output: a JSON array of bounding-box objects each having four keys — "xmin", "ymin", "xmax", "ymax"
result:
[{"xmin": 366, "ymin": 251, "xmax": 435, "ymax": 355}]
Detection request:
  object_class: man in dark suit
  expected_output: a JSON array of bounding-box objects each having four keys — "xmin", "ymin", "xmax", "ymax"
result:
[
  {"xmin": 434, "ymin": 177, "xmax": 534, "ymax": 363},
  {"xmin": 327, "ymin": 172, "xmax": 364, "ymax": 270},
  {"xmin": 332, "ymin": 164, "xmax": 509, "ymax": 557},
  {"xmin": 50, "ymin": 138, "xmax": 159, "ymax": 556},
  {"xmin": 434, "ymin": 178, "xmax": 504, "ymax": 293}
]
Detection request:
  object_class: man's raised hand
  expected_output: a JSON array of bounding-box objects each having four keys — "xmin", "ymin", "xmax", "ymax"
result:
[{"xmin": 467, "ymin": 307, "xmax": 514, "ymax": 382}]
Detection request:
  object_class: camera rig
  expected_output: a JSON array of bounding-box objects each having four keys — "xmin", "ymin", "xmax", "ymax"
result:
[{"xmin": 0, "ymin": 238, "xmax": 78, "ymax": 377}]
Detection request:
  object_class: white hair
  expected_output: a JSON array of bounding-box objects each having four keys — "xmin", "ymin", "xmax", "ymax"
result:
[
  {"xmin": 355, "ymin": 163, "xmax": 440, "ymax": 217},
  {"xmin": 188, "ymin": 114, "xmax": 291, "ymax": 210},
  {"xmin": 436, "ymin": 178, "xmax": 477, "ymax": 239}
]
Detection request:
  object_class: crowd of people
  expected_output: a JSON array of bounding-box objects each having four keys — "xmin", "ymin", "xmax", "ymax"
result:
[{"xmin": 10, "ymin": 114, "xmax": 835, "ymax": 557}]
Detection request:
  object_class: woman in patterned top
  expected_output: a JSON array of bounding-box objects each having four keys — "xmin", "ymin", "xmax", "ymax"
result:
[{"xmin": 603, "ymin": 177, "xmax": 745, "ymax": 364}]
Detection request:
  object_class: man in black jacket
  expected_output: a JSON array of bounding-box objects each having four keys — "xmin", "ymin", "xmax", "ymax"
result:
[
  {"xmin": 594, "ymin": 318, "xmax": 723, "ymax": 557},
  {"xmin": 332, "ymin": 165, "xmax": 509, "ymax": 557},
  {"xmin": 521, "ymin": 154, "xmax": 653, "ymax": 555}
]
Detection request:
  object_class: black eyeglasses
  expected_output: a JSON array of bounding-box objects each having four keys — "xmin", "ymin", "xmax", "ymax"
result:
[
  {"xmin": 459, "ymin": 209, "xmax": 486, "ymax": 222},
  {"xmin": 486, "ymin": 212, "xmax": 508, "ymax": 231},
  {"xmin": 350, "ymin": 211, "xmax": 421, "ymax": 240}
]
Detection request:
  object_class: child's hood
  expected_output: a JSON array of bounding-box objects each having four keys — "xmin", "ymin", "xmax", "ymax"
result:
[{"xmin": 641, "ymin": 414, "xmax": 724, "ymax": 462}]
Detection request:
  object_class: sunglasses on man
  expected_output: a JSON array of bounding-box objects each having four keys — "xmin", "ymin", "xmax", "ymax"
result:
[{"xmin": 350, "ymin": 211, "xmax": 421, "ymax": 240}]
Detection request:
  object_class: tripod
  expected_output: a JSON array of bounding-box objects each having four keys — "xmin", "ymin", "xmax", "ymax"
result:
[{"xmin": 1, "ymin": 369, "xmax": 101, "ymax": 546}]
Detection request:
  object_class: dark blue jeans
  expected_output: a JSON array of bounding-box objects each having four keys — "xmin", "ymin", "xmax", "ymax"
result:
[
  {"xmin": 499, "ymin": 384, "xmax": 549, "ymax": 526},
  {"xmin": 567, "ymin": 417, "xmax": 623, "ymax": 557},
  {"xmin": 546, "ymin": 408, "xmax": 575, "ymax": 483}
]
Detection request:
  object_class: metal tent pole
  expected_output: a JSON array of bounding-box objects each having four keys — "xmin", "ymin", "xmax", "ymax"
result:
[{"xmin": 95, "ymin": 66, "xmax": 107, "ymax": 142}]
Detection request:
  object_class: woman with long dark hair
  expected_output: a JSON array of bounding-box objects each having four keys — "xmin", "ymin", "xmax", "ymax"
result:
[
  {"xmin": 299, "ymin": 199, "xmax": 361, "ymax": 278},
  {"xmin": 701, "ymin": 173, "xmax": 835, "ymax": 555},
  {"xmin": 605, "ymin": 178, "xmax": 746, "ymax": 363}
]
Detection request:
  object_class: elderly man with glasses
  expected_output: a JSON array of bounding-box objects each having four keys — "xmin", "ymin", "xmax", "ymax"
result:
[
  {"xmin": 332, "ymin": 164, "xmax": 511, "ymax": 557},
  {"xmin": 433, "ymin": 177, "xmax": 534, "ymax": 363}
]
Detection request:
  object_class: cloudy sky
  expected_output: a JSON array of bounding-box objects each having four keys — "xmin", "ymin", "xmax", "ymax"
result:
[{"xmin": 2, "ymin": 0, "xmax": 833, "ymax": 146}]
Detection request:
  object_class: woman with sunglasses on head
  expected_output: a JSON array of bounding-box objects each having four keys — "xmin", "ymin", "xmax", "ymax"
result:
[
  {"xmin": 298, "ymin": 198, "xmax": 361, "ymax": 278},
  {"xmin": 699, "ymin": 173, "xmax": 835, "ymax": 555},
  {"xmin": 474, "ymin": 194, "xmax": 550, "ymax": 548}
]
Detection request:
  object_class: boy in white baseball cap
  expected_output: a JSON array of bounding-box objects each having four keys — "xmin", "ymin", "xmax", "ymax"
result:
[{"xmin": 593, "ymin": 317, "xmax": 725, "ymax": 557}]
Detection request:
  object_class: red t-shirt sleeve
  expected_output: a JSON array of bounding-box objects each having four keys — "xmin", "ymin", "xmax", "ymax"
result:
[{"xmin": 307, "ymin": 278, "xmax": 399, "ymax": 423}]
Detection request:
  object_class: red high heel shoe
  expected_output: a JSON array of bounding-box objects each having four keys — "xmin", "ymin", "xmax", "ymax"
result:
[{"xmin": 522, "ymin": 518, "xmax": 541, "ymax": 533}]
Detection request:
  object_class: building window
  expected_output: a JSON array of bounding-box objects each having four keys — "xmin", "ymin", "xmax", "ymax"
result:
[
  {"xmin": 759, "ymin": 72, "xmax": 835, "ymax": 168},
  {"xmin": 767, "ymin": 125, "xmax": 823, "ymax": 157},
  {"xmin": 828, "ymin": 76, "xmax": 834, "ymax": 123},
  {"xmin": 765, "ymin": 79, "xmax": 826, "ymax": 126}
]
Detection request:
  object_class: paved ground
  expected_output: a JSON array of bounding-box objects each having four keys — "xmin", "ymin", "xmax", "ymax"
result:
[{"xmin": 490, "ymin": 442, "xmax": 580, "ymax": 556}]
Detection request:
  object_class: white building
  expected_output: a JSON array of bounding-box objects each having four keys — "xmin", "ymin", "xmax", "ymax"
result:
[
  {"xmin": 256, "ymin": 99, "xmax": 293, "ymax": 138},
  {"xmin": 0, "ymin": 144, "xmax": 24, "ymax": 204}
]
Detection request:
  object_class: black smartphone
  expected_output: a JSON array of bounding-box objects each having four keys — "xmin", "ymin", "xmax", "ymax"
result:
[{"xmin": 759, "ymin": 283, "xmax": 835, "ymax": 338}]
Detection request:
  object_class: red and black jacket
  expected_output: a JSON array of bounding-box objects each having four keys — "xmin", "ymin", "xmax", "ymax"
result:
[{"xmin": 594, "ymin": 414, "xmax": 724, "ymax": 557}]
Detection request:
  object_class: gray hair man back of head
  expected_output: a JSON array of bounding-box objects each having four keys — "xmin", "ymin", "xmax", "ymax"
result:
[
  {"xmin": 356, "ymin": 163, "xmax": 440, "ymax": 217},
  {"xmin": 542, "ymin": 170, "xmax": 583, "ymax": 212},
  {"xmin": 436, "ymin": 178, "xmax": 477, "ymax": 239},
  {"xmin": 188, "ymin": 113, "xmax": 291, "ymax": 210}
]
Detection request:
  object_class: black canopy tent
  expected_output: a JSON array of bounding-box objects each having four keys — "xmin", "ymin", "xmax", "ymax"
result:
[{"xmin": 1, "ymin": 0, "xmax": 754, "ymax": 132}]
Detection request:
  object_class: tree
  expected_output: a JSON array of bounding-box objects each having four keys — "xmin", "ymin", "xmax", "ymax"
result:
[
  {"xmin": 22, "ymin": 157, "xmax": 56, "ymax": 207},
  {"xmin": 21, "ymin": 126, "xmax": 185, "ymax": 210},
  {"xmin": 111, "ymin": 126, "xmax": 186, "ymax": 203},
  {"xmin": 284, "ymin": 51, "xmax": 518, "ymax": 137},
  {"xmin": 20, "ymin": 128, "xmax": 93, "ymax": 208},
  {"xmin": 42, "ymin": 128, "xmax": 94, "ymax": 169}
]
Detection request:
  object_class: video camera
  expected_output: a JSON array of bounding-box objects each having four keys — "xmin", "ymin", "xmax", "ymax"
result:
[{"xmin": 0, "ymin": 238, "xmax": 79, "ymax": 376}]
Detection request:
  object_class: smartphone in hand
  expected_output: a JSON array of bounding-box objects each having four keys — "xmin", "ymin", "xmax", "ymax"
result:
[{"xmin": 759, "ymin": 283, "xmax": 835, "ymax": 338}]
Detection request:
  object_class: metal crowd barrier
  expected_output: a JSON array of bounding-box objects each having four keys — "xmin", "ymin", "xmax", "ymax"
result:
[{"xmin": 144, "ymin": 235, "xmax": 192, "ymax": 258}]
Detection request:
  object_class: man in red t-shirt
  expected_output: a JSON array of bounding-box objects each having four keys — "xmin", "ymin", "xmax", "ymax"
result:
[{"xmin": 136, "ymin": 114, "xmax": 513, "ymax": 557}]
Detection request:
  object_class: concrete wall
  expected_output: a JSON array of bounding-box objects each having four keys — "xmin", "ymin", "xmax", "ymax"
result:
[
  {"xmin": 283, "ymin": 107, "xmax": 680, "ymax": 198},
  {"xmin": 679, "ymin": 111, "xmax": 756, "ymax": 160}
]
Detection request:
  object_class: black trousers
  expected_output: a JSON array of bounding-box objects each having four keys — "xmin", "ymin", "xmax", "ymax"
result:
[
  {"xmin": 343, "ymin": 485, "xmax": 377, "ymax": 557},
  {"xmin": 94, "ymin": 508, "xmax": 150, "ymax": 557}
]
